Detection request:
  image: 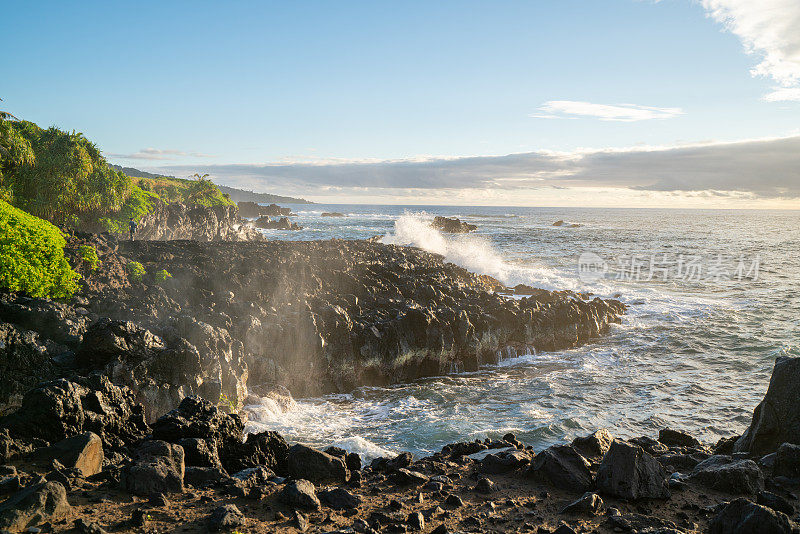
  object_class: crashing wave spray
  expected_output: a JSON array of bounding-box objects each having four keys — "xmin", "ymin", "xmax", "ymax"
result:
[{"xmin": 381, "ymin": 212, "xmax": 588, "ymax": 291}]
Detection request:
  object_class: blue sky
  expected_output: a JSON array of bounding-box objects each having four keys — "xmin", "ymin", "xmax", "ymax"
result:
[{"xmin": 2, "ymin": 1, "xmax": 799, "ymax": 206}]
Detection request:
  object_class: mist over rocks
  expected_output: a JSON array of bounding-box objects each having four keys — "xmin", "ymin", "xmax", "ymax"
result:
[{"xmin": 0, "ymin": 234, "xmax": 624, "ymax": 418}]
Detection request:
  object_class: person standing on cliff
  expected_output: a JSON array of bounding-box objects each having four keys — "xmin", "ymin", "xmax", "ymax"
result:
[{"xmin": 128, "ymin": 217, "xmax": 137, "ymax": 241}]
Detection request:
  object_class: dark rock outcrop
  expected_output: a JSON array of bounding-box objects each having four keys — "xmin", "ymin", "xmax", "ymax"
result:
[
  {"xmin": 122, "ymin": 440, "xmax": 185, "ymax": 496},
  {"xmin": 735, "ymin": 355, "xmax": 800, "ymax": 456},
  {"xmin": 279, "ymin": 479, "xmax": 320, "ymax": 510},
  {"xmin": 237, "ymin": 202, "xmax": 293, "ymax": 218},
  {"xmin": 287, "ymin": 444, "xmax": 349, "ymax": 484},
  {"xmin": 1, "ymin": 376, "xmax": 149, "ymax": 452},
  {"xmin": 689, "ymin": 455, "xmax": 764, "ymax": 494},
  {"xmin": 31, "ymin": 432, "xmax": 104, "ymax": 477},
  {"xmin": 0, "ymin": 480, "xmax": 72, "ymax": 532},
  {"xmin": 321, "ymin": 212, "xmax": 345, "ymax": 217},
  {"xmin": 595, "ymin": 440, "xmax": 670, "ymax": 500},
  {"xmin": 709, "ymin": 498, "xmax": 796, "ymax": 534},
  {"xmin": 254, "ymin": 216, "xmax": 302, "ymax": 230},
  {"xmin": 431, "ymin": 216, "xmax": 477, "ymax": 233},
  {"xmin": 135, "ymin": 202, "xmax": 262, "ymax": 241},
  {"xmin": 527, "ymin": 445, "xmax": 593, "ymax": 492}
]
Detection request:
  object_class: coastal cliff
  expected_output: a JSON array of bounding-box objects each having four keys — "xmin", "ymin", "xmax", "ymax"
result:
[
  {"xmin": 134, "ymin": 202, "xmax": 263, "ymax": 242},
  {"xmin": 0, "ymin": 234, "xmax": 623, "ymax": 419}
]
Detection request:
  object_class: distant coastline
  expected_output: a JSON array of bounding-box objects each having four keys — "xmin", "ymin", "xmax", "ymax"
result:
[{"xmin": 109, "ymin": 164, "xmax": 314, "ymax": 205}]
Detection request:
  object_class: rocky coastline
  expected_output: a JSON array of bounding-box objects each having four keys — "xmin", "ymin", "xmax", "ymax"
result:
[{"xmin": 0, "ymin": 355, "xmax": 797, "ymax": 533}]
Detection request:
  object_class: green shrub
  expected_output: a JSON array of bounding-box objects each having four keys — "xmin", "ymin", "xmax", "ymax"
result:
[
  {"xmin": 98, "ymin": 185, "xmax": 159, "ymax": 233},
  {"xmin": 154, "ymin": 269, "xmax": 172, "ymax": 284},
  {"xmin": 78, "ymin": 244, "xmax": 100, "ymax": 271},
  {"xmin": 126, "ymin": 261, "xmax": 145, "ymax": 282},
  {"xmin": 0, "ymin": 200, "xmax": 80, "ymax": 298}
]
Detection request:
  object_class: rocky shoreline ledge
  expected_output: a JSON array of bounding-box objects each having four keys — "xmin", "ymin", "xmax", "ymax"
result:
[
  {"xmin": 1, "ymin": 233, "xmax": 623, "ymax": 419},
  {"xmin": 0, "ymin": 355, "xmax": 797, "ymax": 533}
]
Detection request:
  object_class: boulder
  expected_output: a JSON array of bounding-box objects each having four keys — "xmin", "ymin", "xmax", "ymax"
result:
[
  {"xmin": 287, "ymin": 444, "xmax": 349, "ymax": 484},
  {"xmin": 391, "ymin": 468, "xmax": 429, "ymax": 486},
  {"xmin": 774, "ymin": 442, "xmax": 800, "ymax": 480},
  {"xmin": 152, "ymin": 396, "xmax": 243, "ymax": 449},
  {"xmin": 179, "ymin": 437, "xmax": 221, "ymax": 468},
  {"xmin": 572, "ymin": 429, "xmax": 613, "ymax": 461},
  {"xmin": 430, "ymin": 216, "xmax": 477, "ymax": 233},
  {"xmin": 318, "ymin": 487, "xmax": 362, "ymax": 510},
  {"xmin": 278, "ymin": 479, "xmax": 320, "ymax": 510},
  {"xmin": 658, "ymin": 428, "xmax": 702, "ymax": 448},
  {"xmin": 184, "ymin": 466, "xmax": 230, "ymax": 488},
  {"xmin": 219, "ymin": 430, "xmax": 288, "ymax": 475},
  {"xmin": 32, "ymin": 432, "xmax": 104, "ymax": 477},
  {"xmin": 527, "ymin": 445, "xmax": 593, "ymax": 492},
  {"xmin": 709, "ymin": 498, "xmax": 796, "ymax": 534},
  {"xmin": 596, "ymin": 440, "xmax": 670, "ymax": 500},
  {"xmin": 735, "ymin": 355, "xmax": 800, "ymax": 455},
  {"xmin": 479, "ymin": 449, "xmax": 531, "ymax": 474},
  {"xmin": 255, "ymin": 216, "xmax": 302, "ymax": 230},
  {"xmin": 123, "ymin": 440, "xmax": 185, "ymax": 496},
  {"xmin": 208, "ymin": 504, "xmax": 245, "ymax": 532},
  {"xmin": 560, "ymin": 492, "xmax": 603, "ymax": 515},
  {"xmin": 689, "ymin": 455, "xmax": 764, "ymax": 494},
  {"xmin": 757, "ymin": 491, "xmax": 796, "ymax": 516},
  {"xmin": 0, "ymin": 480, "xmax": 72, "ymax": 532}
]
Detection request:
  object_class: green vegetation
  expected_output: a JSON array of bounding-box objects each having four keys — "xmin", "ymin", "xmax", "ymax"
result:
[
  {"xmin": 0, "ymin": 113, "xmax": 233, "ymax": 233},
  {"xmin": 126, "ymin": 261, "xmax": 145, "ymax": 282},
  {"xmin": 78, "ymin": 244, "xmax": 100, "ymax": 271},
  {"xmin": 154, "ymin": 269, "xmax": 172, "ymax": 284},
  {"xmin": 0, "ymin": 199, "xmax": 80, "ymax": 299}
]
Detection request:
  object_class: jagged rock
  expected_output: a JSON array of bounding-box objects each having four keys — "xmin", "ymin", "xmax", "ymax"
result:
[
  {"xmin": 75, "ymin": 318, "xmax": 165, "ymax": 369},
  {"xmin": 0, "ymin": 376, "xmax": 149, "ymax": 452},
  {"xmin": 220, "ymin": 430, "xmax": 288, "ymax": 475},
  {"xmin": 596, "ymin": 440, "xmax": 670, "ymax": 500},
  {"xmin": 774, "ymin": 443, "xmax": 800, "ymax": 480},
  {"xmin": 561, "ymin": 491, "xmax": 603, "ymax": 516},
  {"xmin": 293, "ymin": 510, "xmax": 309, "ymax": 532},
  {"xmin": 480, "ymin": 449, "xmax": 531, "ymax": 474},
  {"xmin": 629, "ymin": 436, "xmax": 670, "ymax": 456},
  {"xmin": 123, "ymin": 440, "xmax": 185, "ymax": 496},
  {"xmin": 386, "ymin": 452, "xmax": 414, "ymax": 471},
  {"xmin": 135, "ymin": 202, "xmax": 263, "ymax": 241},
  {"xmin": 255, "ymin": 216, "xmax": 302, "ymax": 230},
  {"xmin": 278, "ymin": 479, "xmax": 320, "ymax": 510},
  {"xmin": 445, "ymin": 494, "xmax": 464, "ymax": 507},
  {"xmin": 74, "ymin": 517, "xmax": 108, "ymax": 534},
  {"xmin": 606, "ymin": 514, "xmax": 682, "ymax": 533},
  {"xmin": 757, "ymin": 490, "xmax": 796, "ymax": 516},
  {"xmin": 572, "ymin": 429, "xmax": 613, "ymax": 461},
  {"xmin": 237, "ymin": 202, "xmax": 294, "ymax": 218},
  {"xmin": 657, "ymin": 451, "xmax": 709, "ymax": 473},
  {"xmin": 689, "ymin": 455, "xmax": 764, "ymax": 494},
  {"xmin": 184, "ymin": 466, "xmax": 230, "ymax": 488},
  {"xmin": 527, "ymin": 445, "xmax": 593, "ymax": 492},
  {"xmin": 475, "ymin": 477, "xmax": 495, "ymax": 493},
  {"xmin": 0, "ymin": 480, "xmax": 72, "ymax": 531},
  {"xmin": 208, "ymin": 504, "xmax": 245, "ymax": 531},
  {"xmin": 407, "ymin": 511, "xmax": 425, "ymax": 530},
  {"xmin": 658, "ymin": 428, "xmax": 702, "ymax": 448},
  {"xmin": 287, "ymin": 444, "xmax": 349, "ymax": 484},
  {"xmin": 318, "ymin": 487, "xmax": 362, "ymax": 510},
  {"xmin": 32, "ymin": 432, "xmax": 104, "ymax": 477},
  {"xmin": 442, "ymin": 441, "xmax": 488, "ymax": 458},
  {"xmin": 179, "ymin": 437, "xmax": 221, "ymax": 468},
  {"xmin": 391, "ymin": 469, "xmax": 429, "ymax": 486},
  {"xmin": 431, "ymin": 216, "xmax": 477, "ymax": 233},
  {"xmin": 735, "ymin": 355, "xmax": 800, "ymax": 456},
  {"xmin": 709, "ymin": 498, "xmax": 796, "ymax": 534}
]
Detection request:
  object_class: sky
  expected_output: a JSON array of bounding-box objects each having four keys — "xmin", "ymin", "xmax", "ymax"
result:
[{"xmin": 2, "ymin": 0, "xmax": 800, "ymax": 207}]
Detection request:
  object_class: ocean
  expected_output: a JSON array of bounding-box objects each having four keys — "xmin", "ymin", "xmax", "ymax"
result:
[{"xmin": 242, "ymin": 204, "xmax": 800, "ymax": 461}]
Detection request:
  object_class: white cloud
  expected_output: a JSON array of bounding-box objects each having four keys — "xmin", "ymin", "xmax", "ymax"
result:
[
  {"xmin": 763, "ymin": 87, "xmax": 800, "ymax": 102},
  {"xmin": 154, "ymin": 135, "xmax": 800, "ymax": 199},
  {"xmin": 531, "ymin": 100, "xmax": 684, "ymax": 122},
  {"xmin": 107, "ymin": 147, "xmax": 214, "ymax": 160},
  {"xmin": 702, "ymin": 0, "xmax": 800, "ymax": 99}
]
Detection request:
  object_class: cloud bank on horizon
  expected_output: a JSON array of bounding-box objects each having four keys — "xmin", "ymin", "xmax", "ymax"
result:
[{"xmin": 149, "ymin": 135, "xmax": 800, "ymax": 205}]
